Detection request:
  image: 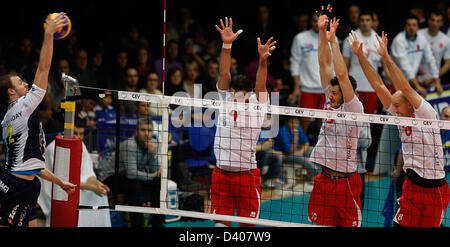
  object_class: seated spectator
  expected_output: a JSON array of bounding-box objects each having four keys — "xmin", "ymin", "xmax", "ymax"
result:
[
  {"xmin": 183, "ymin": 60, "xmax": 201, "ymax": 98},
  {"xmin": 120, "ymin": 67, "xmax": 140, "ymax": 116},
  {"xmin": 256, "ymin": 135, "xmax": 283, "ymax": 189},
  {"xmin": 71, "ymin": 48, "xmax": 97, "ymax": 97},
  {"xmin": 164, "ymin": 67, "xmax": 184, "ymax": 97},
  {"xmin": 111, "ymin": 51, "xmax": 129, "ymax": 90},
  {"xmin": 135, "ymin": 47, "xmax": 154, "ymax": 89},
  {"xmin": 274, "ymin": 117, "xmax": 319, "ymax": 189},
  {"xmin": 94, "ymin": 90, "xmax": 116, "ymax": 122},
  {"xmin": 139, "ymin": 72, "xmax": 163, "ymax": 117},
  {"xmin": 154, "ymin": 40, "xmax": 184, "ymax": 89},
  {"xmin": 38, "ymin": 119, "xmax": 111, "ymax": 227},
  {"xmin": 120, "ymin": 117, "xmax": 165, "ymax": 227},
  {"xmin": 198, "ymin": 59, "xmax": 219, "ymax": 96}
]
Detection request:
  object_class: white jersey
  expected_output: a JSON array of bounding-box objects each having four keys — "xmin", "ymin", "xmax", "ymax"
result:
[
  {"xmin": 342, "ymin": 29, "xmax": 382, "ymax": 92},
  {"xmin": 290, "ymin": 29, "xmax": 338, "ymax": 93},
  {"xmin": 214, "ymin": 85, "xmax": 268, "ymax": 172},
  {"xmin": 387, "ymin": 98, "xmax": 445, "ymax": 180},
  {"xmin": 309, "ymin": 86, "xmax": 364, "ymax": 173},
  {"xmin": 1, "ymin": 84, "xmax": 46, "ymax": 174},
  {"xmin": 390, "ymin": 31, "xmax": 439, "ymax": 81},
  {"xmin": 417, "ymin": 28, "xmax": 450, "ymax": 82}
]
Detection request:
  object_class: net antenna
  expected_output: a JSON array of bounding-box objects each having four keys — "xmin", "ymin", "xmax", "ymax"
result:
[{"xmin": 61, "ymin": 72, "xmax": 79, "ymax": 138}]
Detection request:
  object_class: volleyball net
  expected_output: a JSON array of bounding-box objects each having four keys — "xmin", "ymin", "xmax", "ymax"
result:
[{"xmin": 74, "ymin": 85, "xmax": 450, "ymax": 227}]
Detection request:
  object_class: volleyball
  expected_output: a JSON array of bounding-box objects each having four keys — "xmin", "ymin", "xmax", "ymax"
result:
[{"xmin": 43, "ymin": 13, "xmax": 72, "ymax": 40}]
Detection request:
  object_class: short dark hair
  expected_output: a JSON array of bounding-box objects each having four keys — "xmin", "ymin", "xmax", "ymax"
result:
[
  {"xmin": 359, "ymin": 10, "xmax": 373, "ymax": 20},
  {"xmin": 405, "ymin": 14, "xmax": 420, "ymax": 25},
  {"xmin": 329, "ymin": 75, "xmax": 357, "ymax": 92},
  {"xmin": 137, "ymin": 117, "xmax": 153, "ymax": 129},
  {"xmin": 230, "ymin": 74, "xmax": 252, "ymax": 92}
]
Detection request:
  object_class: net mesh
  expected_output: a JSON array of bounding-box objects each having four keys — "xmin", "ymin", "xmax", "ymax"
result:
[{"xmin": 88, "ymin": 88, "xmax": 450, "ymax": 227}]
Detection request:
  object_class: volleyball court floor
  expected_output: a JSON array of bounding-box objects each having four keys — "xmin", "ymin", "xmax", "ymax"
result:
[{"xmin": 163, "ymin": 172, "xmax": 450, "ymax": 227}]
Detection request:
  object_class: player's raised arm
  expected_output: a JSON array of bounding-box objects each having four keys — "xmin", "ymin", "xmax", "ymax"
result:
[
  {"xmin": 376, "ymin": 32, "xmax": 422, "ymax": 109},
  {"xmin": 215, "ymin": 17, "xmax": 243, "ymax": 91},
  {"xmin": 328, "ymin": 17, "xmax": 355, "ymax": 103},
  {"xmin": 317, "ymin": 5, "xmax": 333, "ymax": 90},
  {"xmin": 34, "ymin": 13, "xmax": 67, "ymax": 91},
  {"xmin": 255, "ymin": 37, "xmax": 276, "ymax": 103},
  {"xmin": 348, "ymin": 31, "xmax": 392, "ymax": 109}
]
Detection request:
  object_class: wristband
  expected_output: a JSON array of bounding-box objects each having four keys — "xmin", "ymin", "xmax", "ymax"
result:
[{"xmin": 222, "ymin": 43, "xmax": 232, "ymax": 49}]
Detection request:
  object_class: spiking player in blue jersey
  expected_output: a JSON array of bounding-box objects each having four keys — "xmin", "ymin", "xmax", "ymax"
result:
[{"xmin": 0, "ymin": 13, "xmax": 76, "ymax": 227}]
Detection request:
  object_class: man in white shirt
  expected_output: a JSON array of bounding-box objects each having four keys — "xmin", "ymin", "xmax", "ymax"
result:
[
  {"xmin": 348, "ymin": 30, "xmax": 449, "ymax": 227},
  {"xmin": 289, "ymin": 14, "xmax": 336, "ymax": 132},
  {"xmin": 307, "ymin": 5, "xmax": 364, "ymax": 227},
  {"xmin": 38, "ymin": 120, "xmax": 111, "ymax": 227},
  {"xmin": 390, "ymin": 15, "xmax": 441, "ymax": 97},
  {"xmin": 417, "ymin": 10, "xmax": 450, "ymax": 93},
  {"xmin": 343, "ymin": 11, "xmax": 386, "ymax": 114},
  {"xmin": 211, "ymin": 17, "xmax": 272, "ymax": 227}
]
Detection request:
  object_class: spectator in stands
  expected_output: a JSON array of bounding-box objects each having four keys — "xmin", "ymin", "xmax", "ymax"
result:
[
  {"xmin": 343, "ymin": 11, "xmax": 386, "ymax": 114},
  {"xmin": 121, "ymin": 117, "xmax": 165, "ymax": 227},
  {"xmin": 38, "ymin": 119, "xmax": 111, "ymax": 227},
  {"xmin": 180, "ymin": 35, "xmax": 206, "ymax": 71},
  {"xmin": 90, "ymin": 49, "xmax": 113, "ymax": 91},
  {"xmin": 112, "ymin": 51, "xmax": 129, "ymax": 90},
  {"xmin": 94, "ymin": 90, "xmax": 116, "ymax": 122},
  {"xmin": 274, "ymin": 117, "xmax": 319, "ymax": 189},
  {"xmin": 337, "ymin": 3, "xmax": 360, "ymax": 41},
  {"xmin": 417, "ymin": 10, "xmax": 450, "ymax": 92},
  {"xmin": 183, "ymin": 60, "xmax": 201, "ymax": 98},
  {"xmin": 154, "ymin": 40, "xmax": 184, "ymax": 89},
  {"xmin": 289, "ymin": 13, "xmax": 327, "ymax": 134},
  {"xmin": 372, "ymin": 12, "xmax": 380, "ymax": 33},
  {"xmin": 409, "ymin": 4, "xmax": 427, "ymax": 28},
  {"xmin": 199, "ymin": 59, "xmax": 219, "ymax": 97},
  {"xmin": 164, "ymin": 67, "xmax": 184, "ymax": 97},
  {"xmin": 135, "ymin": 47, "xmax": 154, "ymax": 89},
  {"xmin": 256, "ymin": 133, "xmax": 284, "ymax": 189},
  {"xmin": 71, "ymin": 48, "xmax": 97, "ymax": 96},
  {"xmin": 139, "ymin": 72, "xmax": 163, "ymax": 117},
  {"xmin": 120, "ymin": 67, "xmax": 140, "ymax": 116},
  {"xmin": 48, "ymin": 58, "xmax": 79, "ymax": 111},
  {"xmin": 391, "ymin": 15, "xmax": 441, "ymax": 97}
]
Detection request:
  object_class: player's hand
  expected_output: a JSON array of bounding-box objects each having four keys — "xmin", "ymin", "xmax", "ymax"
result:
[
  {"xmin": 257, "ymin": 37, "xmax": 277, "ymax": 61},
  {"xmin": 326, "ymin": 17, "xmax": 339, "ymax": 43},
  {"xmin": 435, "ymin": 78, "xmax": 443, "ymax": 95},
  {"xmin": 375, "ymin": 31, "xmax": 389, "ymax": 58},
  {"xmin": 215, "ymin": 17, "xmax": 242, "ymax": 45},
  {"xmin": 316, "ymin": 5, "xmax": 332, "ymax": 31},
  {"xmin": 348, "ymin": 30, "xmax": 364, "ymax": 57},
  {"xmin": 44, "ymin": 12, "xmax": 67, "ymax": 35},
  {"xmin": 60, "ymin": 181, "xmax": 76, "ymax": 195}
]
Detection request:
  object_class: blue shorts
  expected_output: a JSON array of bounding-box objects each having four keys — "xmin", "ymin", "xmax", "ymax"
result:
[{"xmin": 0, "ymin": 173, "xmax": 41, "ymax": 227}]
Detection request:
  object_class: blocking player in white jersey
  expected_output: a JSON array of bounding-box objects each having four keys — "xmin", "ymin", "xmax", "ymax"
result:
[
  {"xmin": 307, "ymin": 5, "xmax": 364, "ymax": 227},
  {"xmin": 417, "ymin": 10, "xmax": 450, "ymax": 93},
  {"xmin": 348, "ymin": 30, "xmax": 449, "ymax": 227},
  {"xmin": 210, "ymin": 17, "xmax": 272, "ymax": 227},
  {"xmin": 0, "ymin": 13, "xmax": 76, "ymax": 227}
]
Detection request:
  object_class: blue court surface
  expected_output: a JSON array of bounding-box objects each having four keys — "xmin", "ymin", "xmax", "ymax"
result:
[{"xmin": 163, "ymin": 173, "xmax": 450, "ymax": 227}]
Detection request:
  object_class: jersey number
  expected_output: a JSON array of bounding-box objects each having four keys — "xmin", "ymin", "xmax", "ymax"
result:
[{"xmin": 8, "ymin": 126, "xmax": 14, "ymax": 143}]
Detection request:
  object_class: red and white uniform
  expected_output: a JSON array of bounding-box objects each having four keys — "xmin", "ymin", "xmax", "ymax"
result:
[
  {"xmin": 213, "ymin": 86, "xmax": 268, "ymax": 172},
  {"xmin": 387, "ymin": 99, "xmax": 445, "ymax": 179},
  {"xmin": 388, "ymin": 98, "xmax": 449, "ymax": 227},
  {"xmin": 211, "ymin": 85, "xmax": 268, "ymax": 218},
  {"xmin": 417, "ymin": 28, "xmax": 450, "ymax": 83},
  {"xmin": 308, "ymin": 85, "xmax": 364, "ymax": 227},
  {"xmin": 309, "ymin": 86, "xmax": 364, "ymax": 173}
]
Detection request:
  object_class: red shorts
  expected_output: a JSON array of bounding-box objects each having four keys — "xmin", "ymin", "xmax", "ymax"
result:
[
  {"xmin": 210, "ymin": 168, "xmax": 261, "ymax": 218},
  {"xmin": 394, "ymin": 178, "xmax": 450, "ymax": 227},
  {"xmin": 308, "ymin": 172, "xmax": 362, "ymax": 227},
  {"xmin": 300, "ymin": 92, "xmax": 326, "ymax": 110},
  {"xmin": 357, "ymin": 91, "xmax": 378, "ymax": 114}
]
